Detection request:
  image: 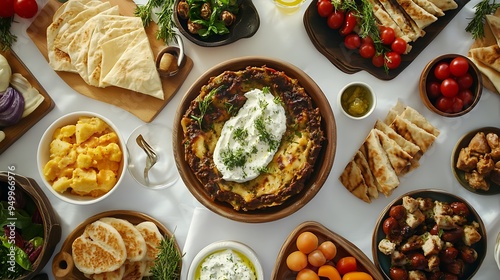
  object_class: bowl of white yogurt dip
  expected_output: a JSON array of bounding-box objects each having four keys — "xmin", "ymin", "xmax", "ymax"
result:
[{"xmin": 187, "ymin": 240, "xmax": 264, "ymax": 280}]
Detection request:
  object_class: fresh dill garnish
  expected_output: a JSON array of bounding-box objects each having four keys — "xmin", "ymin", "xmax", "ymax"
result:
[
  {"xmin": 0, "ymin": 17, "xmax": 17, "ymax": 52},
  {"xmin": 233, "ymin": 127, "xmax": 248, "ymax": 142},
  {"xmin": 150, "ymin": 233, "xmax": 183, "ymax": 280},
  {"xmin": 465, "ymin": 0, "xmax": 500, "ymax": 39},
  {"xmin": 191, "ymin": 88, "xmax": 218, "ymax": 128},
  {"xmin": 221, "ymin": 148, "xmax": 248, "ymax": 170},
  {"xmin": 254, "ymin": 116, "xmax": 279, "ymax": 151}
]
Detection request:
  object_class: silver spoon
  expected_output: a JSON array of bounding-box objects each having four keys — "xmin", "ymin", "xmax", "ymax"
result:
[{"xmin": 136, "ymin": 134, "xmax": 158, "ymax": 185}]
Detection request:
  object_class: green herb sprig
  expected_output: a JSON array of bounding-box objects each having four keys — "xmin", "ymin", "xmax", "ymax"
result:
[
  {"xmin": 150, "ymin": 234, "xmax": 183, "ymax": 280},
  {"xmin": 466, "ymin": 0, "xmax": 500, "ymax": 39},
  {"xmin": 134, "ymin": 0, "xmax": 176, "ymax": 43},
  {"xmin": 0, "ymin": 17, "xmax": 17, "ymax": 52}
]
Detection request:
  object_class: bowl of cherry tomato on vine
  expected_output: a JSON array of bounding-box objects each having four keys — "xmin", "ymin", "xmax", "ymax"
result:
[{"xmin": 419, "ymin": 54, "xmax": 482, "ymax": 117}]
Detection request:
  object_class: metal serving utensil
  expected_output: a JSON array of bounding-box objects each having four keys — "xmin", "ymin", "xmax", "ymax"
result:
[
  {"xmin": 136, "ymin": 134, "xmax": 158, "ymax": 185},
  {"xmin": 156, "ymin": 32, "xmax": 185, "ymax": 77}
]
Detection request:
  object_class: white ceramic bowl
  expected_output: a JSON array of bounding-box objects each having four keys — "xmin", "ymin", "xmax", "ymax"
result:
[
  {"xmin": 187, "ymin": 240, "xmax": 264, "ymax": 280},
  {"xmin": 338, "ymin": 81, "xmax": 376, "ymax": 120},
  {"xmin": 37, "ymin": 111, "xmax": 127, "ymax": 205}
]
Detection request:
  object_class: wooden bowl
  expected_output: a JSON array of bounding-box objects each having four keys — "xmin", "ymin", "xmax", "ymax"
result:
[
  {"xmin": 419, "ymin": 54, "xmax": 482, "ymax": 117},
  {"xmin": 0, "ymin": 172, "xmax": 61, "ymax": 280},
  {"xmin": 51, "ymin": 210, "xmax": 181, "ymax": 280},
  {"xmin": 373, "ymin": 189, "xmax": 487, "ymax": 280},
  {"xmin": 173, "ymin": 56, "xmax": 336, "ymax": 223},
  {"xmin": 451, "ymin": 127, "xmax": 500, "ymax": 195},
  {"xmin": 173, "ymin": 0, "xmax": 260, "ymax": 47},
  {"xmin": 272, "ymin": 221, "xmax": 384, "ymax": 279},
  {"xmin": 37, "ymin": 111, "xmax": 127, "ymax": 205}
]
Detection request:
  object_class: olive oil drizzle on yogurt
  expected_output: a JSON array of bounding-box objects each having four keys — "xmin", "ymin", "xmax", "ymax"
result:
[
  {"xmin": 195, "ymin": 249, "xmax": 257, "ymax": 280},
  {"xmin": 213, "ymin": 87, "xmax": 286, "ymax": 183}
]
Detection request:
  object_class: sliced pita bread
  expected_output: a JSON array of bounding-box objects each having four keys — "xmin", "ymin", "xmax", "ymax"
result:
[
  {"xmin": 486, "ymin": 15, "xmax": 500, "ymax": 46},
  {"xmin": 99, "ymin": 217, "xmax": 147, "ymax": 262},
  {"xmin": 412, "ymin": 0, "xmax": 444, "ymax": 16},
  {"xmin": 400, "ymin": 106, "xmax": 440, "ymax": 137},
  {"xmin": 67, "ymin": 19, "xmax": 97, "ymax": 84},
  {"xmin": 390, "ymin": 115, "xmax": 437, "ymax": 153},
  {"xmin": 364, "ymin": 130, "xmax": 400, "ymax": 196},
  {"xmin": 469, "ymin": 44, "xmax": 500, "ymax": 73},
  {"xmin": 377, "ymin": 0, "xmax": 425, "ymax": 41},
  {"xmin": 86, "ymin": 266, "xmax": 125, "ymax": 280},
  {"xmin": 427, "ymin": 0, "xmax": 458, "ymax": 11},
  {"xmin": 353, "ymin": 150, "xmax": 379, "ymax": 199},
  {"xmin": 396, "ymin": 0, "xmax": 438, "ymax": 29},
  {"xmin": 122, "ymin": 260, "xmax": 147, "ymax": 280},
  {"xmin": 370, "ymin": 0, "xmax": 412, "ymax": 46},
  {"xmin": 135, "ymin": 221, "xmax": 164, "ymax": 277},
  {"xmin": 468, "ymin": 56, "xmax": 500, "ymax": 93},
  {"xmin": 374, "ymin": 120, "xmax": 421, "ymax": 157},
  {"xmin": 375, "ymin": 129, "xmax": 413, "ymax": 175},
  {"xmin": 339, "ymin": 160, "xmax": 371, "ymax": 203}
]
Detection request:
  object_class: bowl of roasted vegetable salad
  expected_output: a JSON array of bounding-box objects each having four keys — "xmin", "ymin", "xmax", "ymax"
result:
[{"xmin": 0, "ymin": 172, "xmax": 61, "ymax": 279}]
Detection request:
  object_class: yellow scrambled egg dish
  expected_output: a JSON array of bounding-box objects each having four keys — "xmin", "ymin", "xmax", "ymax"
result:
[{"xmin": 43, "ymin": 116, "xmax": 122, "ymax": 197}]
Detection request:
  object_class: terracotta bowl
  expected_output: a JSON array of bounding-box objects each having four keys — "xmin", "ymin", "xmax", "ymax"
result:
[
  {"xmin": 37, "ymin": 111, "xmax": 127, "ymax": 205},
  {"xmin": 419, "ymin": 54, "xmax": 482, "ymax": 117},
  {"xmin": 173, "ymin": 56, "xmax": 336, "ymax": 223},
  {"xmin": 373, "ymin": 189, "xmax": 487, "ymax": 280},
  {"xmin": 173, "ymin": 0, "xmax": 260, "ymax": 47},
  {"xmin": 0, "ymin": 172, "xmax": 61, "ymax": 280},
  {"xmin": 272, "ymin": 221, "xmax": 384, "ymax": 279}
]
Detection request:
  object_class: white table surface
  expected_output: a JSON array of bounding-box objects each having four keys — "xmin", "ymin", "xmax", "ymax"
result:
[{"xmin": 3, "ymin": 0, "xmax": 499, "ymax": 279}]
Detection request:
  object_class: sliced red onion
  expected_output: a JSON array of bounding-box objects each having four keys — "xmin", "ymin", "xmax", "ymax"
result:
[{"xmin": 0, "ymin": 87, "xmax": 25, "ymax": 127}]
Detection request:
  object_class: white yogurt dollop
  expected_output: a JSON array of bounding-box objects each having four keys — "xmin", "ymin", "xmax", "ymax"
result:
[
  {"xmin": 197, "ymin": 249, "xmax": 256, "ymax": 280},
  {"xmin": 213, "ymin": 88, "xmax": 286, "ymax": 183}
]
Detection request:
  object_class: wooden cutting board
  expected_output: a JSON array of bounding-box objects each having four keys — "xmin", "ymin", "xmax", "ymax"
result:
[{"xmin": 27, "ymin": 0, "xmax": 193, "ymax": 122}]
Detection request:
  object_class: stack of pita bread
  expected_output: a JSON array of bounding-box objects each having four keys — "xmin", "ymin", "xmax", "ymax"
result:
[
  {"xmin": 71, "ymin": 217, "xmax": 164, "ymax": 279},
  {"xmin": 468, "ymin": 8, "xmax": 500, "ymax": 94},
  {"xmin": 339, "ymin": 102, "xmax": 440, "ymax": 203},
  {"xmin": 368, "ymin": 0, "xmax": 457, "ymax": 52},
  {"xmin": 46, "ymin": 0, "xmax": 164, "ymax": 100}
]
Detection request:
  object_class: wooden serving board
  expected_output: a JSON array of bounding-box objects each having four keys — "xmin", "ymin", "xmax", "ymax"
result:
[
  {"xmin": 51, "ymin": 210, "xmax": 181, "ymax": 280},
  {"xmin": 27, "ymin": 0, "xmax": 193, "ymax": 122},
  {"xmin": 0, "ymin": 50, "xmax": 55, "ymax": 154}
]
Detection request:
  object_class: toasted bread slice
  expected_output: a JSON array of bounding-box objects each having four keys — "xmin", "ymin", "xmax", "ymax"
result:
[
  {"xmin": 72, "ymin": 220, "xmax": 127, "ymax": 275},
  {"xmin": 390, "ymin": 116, "xmax": 437, "ymax": 153},
  {"xmin": 339, "ymin": 160, "xmax": 371, "ymax": 203},
  {"xmin": 364, "ymin": 130, "xmax": 400, "ymax": 196},
  {"xmin": 412, "ymin": 0, "xmax": 444, "ymax": 16},
  {"xmin": 85, "ymin": 266, "xmax": 125, "ymax": 280},
  {"xmin": 135, "ymin": 221, "xmax": 164, "ymax": 277},
  {"xmin": 99, "ymin": 217, "xmax": 147, "ymax": 262},
  {"xmin": 375, "ymin": 129, "xmax": 413, "ymax": 175},
  {"xmin": 122, "ymin": 260, "xmax": 147, "ymax": 280}
]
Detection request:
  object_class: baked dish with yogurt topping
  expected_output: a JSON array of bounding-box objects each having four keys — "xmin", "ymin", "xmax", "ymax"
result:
[{"xmin": 180, "ymin": 65, "xmax": 324, "ymax": 211}]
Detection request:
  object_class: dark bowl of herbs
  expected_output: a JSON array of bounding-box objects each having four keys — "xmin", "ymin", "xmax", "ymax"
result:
[
  {"xmin": 173, "ymin": 0, "xmax": 260, "ymax": 47},
  {"xmin": 1, "ymin": 171, "xmax": 61, "ymax": 279}
]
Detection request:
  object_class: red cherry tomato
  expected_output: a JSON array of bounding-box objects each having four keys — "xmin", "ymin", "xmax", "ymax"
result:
[
  {"xmin": 435, "ymin": 96, "xmax": 454, "ymax": 113},
  {"xmin": 451, "ymin": 96, "xmax": 464, "ymax": 113},
  {"xmin": 433, "ymin": 62, "xmax": 450, "ymax": 80},
  {"xmin": 13, "ymin": 0, "xmax": 38, "ymax": 19},
  {"xmin": 457, "ymin": 72, "xmax": 474, "ymax": 90},
  {"xmin": 339, "ymin": 11, "xmax": 357, "ymax": 36},
  {"xmin": 327, "ymin": 10, "xmax": 345, "ymax": 30},
  {"xmin": 426, "ymin": 81, "xmax": 441, "ymax": 100},
  {"xmin": 344, "ymin": 33, "xmax": 361, "ymax": 50},
  {"xmin": 361, "ymin": 36, "xmax": 374, "ymax": 45},
  {"xmin": 440, "ymin": 78, "xmax": 459, "ymax": 98},
  {"xmin": 372, "ymin": 53, "xmax": 384, "ymax": 68},
  {"xmin": 317, "ymin": 0, "xmax": 334, "ymax": 17},
  {"xmin": 385, "ymin": 51, "xmax": 401, "ymax": 69},
  {"xmin": 449, "ymin": 57, "xmax": 470, "ymax": 77},
  {"xmin": 359, "ymin": 43, "xmax": 376, "ymax": 58},
  {"xmin": 336, "ymin": 256, "xmax": 357, "ymax": 275},
  {"xmin": 391, "ymin": 37, "xmax": 407, "ymax": 54},
  {"xmin": 380, "ymin": 26, "xmax": 396, "ymax": 45},
  {"xmin": 457, "ymin": 89, "xmax": 474, "ymax": 107},
  {"xmin": 0, "ymin": 0, "xmax": 15, "ymax": 18}
]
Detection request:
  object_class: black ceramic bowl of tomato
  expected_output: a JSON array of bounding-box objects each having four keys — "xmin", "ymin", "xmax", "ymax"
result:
[{"xmin": 419, "ymin": 54, "xmax": 482, "ymax": 117}]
